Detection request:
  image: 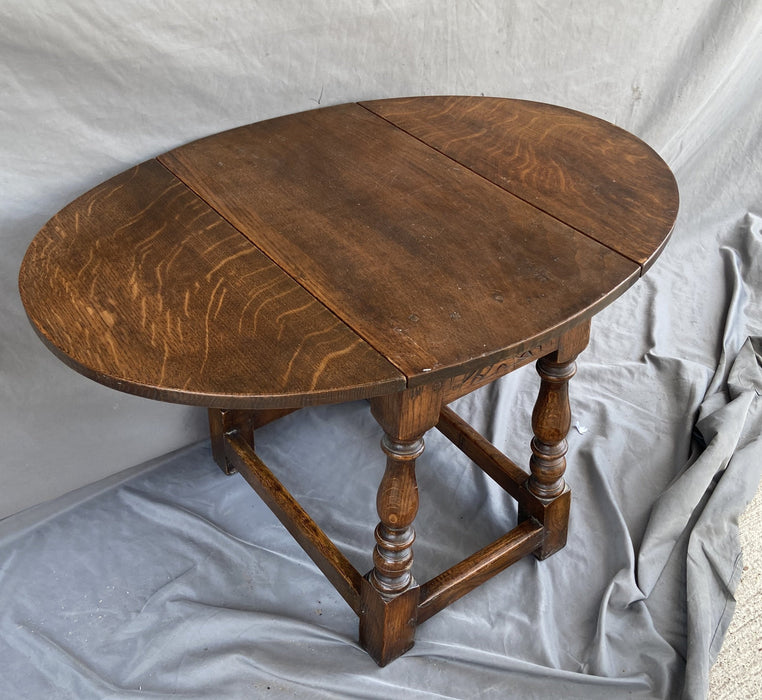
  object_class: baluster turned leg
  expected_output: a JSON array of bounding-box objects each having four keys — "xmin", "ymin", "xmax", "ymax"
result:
[
  {"xmin": 520, "ymin": 322, "xmax": 589, "ymax": 559},
  {"xmin": 360, "ymin": 386, "xmax": 442, "ymax": 666},
  {"xmin": 360, "ymin": 432, "xmax": 424, "ymax": 665},
  {"xmin": 528, "ymin": 355, "xmax": 576, "ymax": 500},
  {"xmin": 370, "ymin": 435, "xmax": 423, "ymax": 595}
]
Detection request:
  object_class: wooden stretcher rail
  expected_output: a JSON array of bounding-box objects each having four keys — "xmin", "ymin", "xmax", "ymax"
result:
[
  {"xmin": 225, "ymin": 431, "xmax": 364, "ymax": 615},
  {"xmin": 417, "ymin": 519, "xmax": 544, "ymax": 623},
  {"xmin": 436, "ymin": 406, "xmax": 530, "ymax": 501}
]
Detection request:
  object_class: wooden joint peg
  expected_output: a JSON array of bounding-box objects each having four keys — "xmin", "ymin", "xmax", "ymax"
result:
[
  {"xmin": 527, "ymin": 356, "xmax": 577, "ymax": 499},
  {"xmin": 518, "ymin": 486, "xmax": 571, "ymax": 560},
  {"xmin": 208, "ymin": 409, "xmax": 255, "ymax": 475}
]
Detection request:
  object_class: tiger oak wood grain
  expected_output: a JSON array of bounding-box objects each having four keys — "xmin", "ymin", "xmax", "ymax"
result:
[
  {"xmin": 226, "ymin": 431, "xmax": 363, "ymax": 615},
  {"xmin": 361, "ymin": 96, "xmax": 679, "ymax": 269},
  {"xmin": 159, "ymin": 101, "xmax": 641, "ymax": 386},
  {"xmin": 19, "ymin": 160, "xmax": 404, "ymax": 408}
]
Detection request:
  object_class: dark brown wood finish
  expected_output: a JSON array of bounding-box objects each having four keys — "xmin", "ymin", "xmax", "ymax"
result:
[
  {"xmin": 209, "ymin": 407, "xmax": 298, "ymax": 474},
  {"xmin": 209, "ymin": 409, "xmax": 256, "ymax": 475},
  {"xmin": 159, "ymin": 102, "xmax": 640, "ymax": 386},
  {"xmin": 368, "ymin": 386, "xmax": 444, "ymax": 590},
  {"xmin": 361, "ymin": 96, "xmax": 679, "ymax": 270},
  {"xmin": 440, "ymin": 336, "xmax": 558, "ymax": 405},
  {"xmin": 520, "ymin": 323, "xmax": 590, "ymax": 559},
  {"xmin": 225, "ymin": 430, "xmax": 364, "ymax": 615},
  {"xmin": 436, "ymin": 405, "xmax": 529, "ymax": 501},
  {"xmin": 352, "ymin": 383, "xmax": 442, "ymax": 664},
  {"xmin": 417, "ymin": 519, "xmax": 544, "ymax": 624},
  {"xmin": 359, "ymin": 577, "xmax": 420, "ymax": 666},
  {"xmin": 19, "ymin": 160, "xmax": 404, "ymax": 408},
  {"xmin": 19, "ymin": 96, "xmax": 680, "ymax": 667}
]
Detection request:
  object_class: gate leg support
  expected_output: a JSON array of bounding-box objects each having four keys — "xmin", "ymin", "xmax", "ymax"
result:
[
  {"xmin": 209, "ymin": 408, "xmax": 298, "ymax": 474},
  {"xmin": 209, "ymin": 409, "xmax": 255, "ymax": 475}
]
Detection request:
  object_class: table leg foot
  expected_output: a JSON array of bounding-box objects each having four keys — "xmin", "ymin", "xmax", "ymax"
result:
[
  {"xmin": 359, "ymin": 577, "xmax": 420, "ymax": 666},
  {"xmin": 519, "ymin": 483, "xmax": 571, "ymax": 560}
]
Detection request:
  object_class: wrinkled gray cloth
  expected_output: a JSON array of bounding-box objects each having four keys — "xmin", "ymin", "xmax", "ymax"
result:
[
  {"xmin": 2, "ymin": 1, "xmax": 762, "ymax": 698},
  {"xmin": 0, "ymin": 217, "xmax": 760, "ymax": 698}
]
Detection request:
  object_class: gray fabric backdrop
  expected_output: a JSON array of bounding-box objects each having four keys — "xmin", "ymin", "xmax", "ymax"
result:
[{"xmin": 1, "ymin": 1, "xmax": 761, "ymax": 698}]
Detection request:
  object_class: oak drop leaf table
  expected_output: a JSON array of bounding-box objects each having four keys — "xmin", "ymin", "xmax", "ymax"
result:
[{"xmin": 19, "ymin": 96, "xmax": 678, "ymax": 665}]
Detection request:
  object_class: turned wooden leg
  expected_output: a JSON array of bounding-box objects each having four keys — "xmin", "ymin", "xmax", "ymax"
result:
[
  {"xmin": 209, "ymin": 409, "xmax": 255, "ymax": 474},
  {"xmin": 360, "ymin": 386, "xmax": 442, "ymax": 666},
  {"xmin": 520, "ymin": 322, "xmax": 589, "ymax": 559},
  {"xmin": 528, "ymin": 355, "xmax": 576, "ymax": 500},
  {"xmin": 369, "ymin": 434, "xmax": 423, "ymax": 594}
]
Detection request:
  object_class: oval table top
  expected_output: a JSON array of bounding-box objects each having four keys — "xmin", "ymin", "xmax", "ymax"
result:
[{"xmin": 19, "ymin": 96, "xmax": 679, "ymax": 409}]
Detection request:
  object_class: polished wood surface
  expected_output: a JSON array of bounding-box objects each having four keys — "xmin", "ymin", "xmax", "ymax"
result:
[
  {"xmin": 362, "ymin": 96, "xmax": 679, "ymax": 269},
  {"xmin": 159, "ymin": 102, "xmax": 641, "ymax": 385},
  {"xmin": 19, "ymin": 96, "xmax": 679, "ymax": 666},
  {"xmin": 19, "ymin": 160, "xmax": 403, "ymax": 408},
  {"xmin": 21, "ymin": 97, "xmax": 675, "ymax": 403}
]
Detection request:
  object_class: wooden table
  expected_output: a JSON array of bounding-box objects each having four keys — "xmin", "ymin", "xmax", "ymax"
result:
[{"xmin": 19, "ymin": 96, "xmax": 678, "ymax": 665}]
